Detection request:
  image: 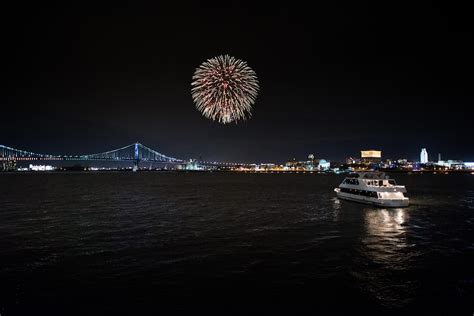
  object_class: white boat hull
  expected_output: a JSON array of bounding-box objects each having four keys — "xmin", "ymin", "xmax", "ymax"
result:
[{"xmin": 335, "ymin": 191, "xmax": 409, "ymax": 208}]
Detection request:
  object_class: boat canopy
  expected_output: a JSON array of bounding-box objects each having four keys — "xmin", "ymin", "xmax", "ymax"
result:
[{"xmin": 347, "ymin": 172, "xmax": 387, "ymax": 179}]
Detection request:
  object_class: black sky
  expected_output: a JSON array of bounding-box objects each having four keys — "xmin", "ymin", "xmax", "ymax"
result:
[{"xmin": 3, "ymin": 1, "xmax": 474, "ymax": 162}]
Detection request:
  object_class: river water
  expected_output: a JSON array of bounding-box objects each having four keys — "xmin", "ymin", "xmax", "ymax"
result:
[{"xmin": 0, "ymin": 172, "xmax": 473, "ymax": 314}]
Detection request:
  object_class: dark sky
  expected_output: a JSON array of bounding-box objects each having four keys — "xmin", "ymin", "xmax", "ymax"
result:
[{"xmin": 3, "ymin": 1, "xmax": 473, "ymax": 162}]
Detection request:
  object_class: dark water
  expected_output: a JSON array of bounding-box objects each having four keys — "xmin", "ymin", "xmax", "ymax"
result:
[{"xmin": 0, "ymin": 173, "xmax": 473, "ymax": 315}]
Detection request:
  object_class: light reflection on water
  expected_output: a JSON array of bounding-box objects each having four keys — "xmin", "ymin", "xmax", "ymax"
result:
[
  {"xmin": 330, "ymin": 197, "xmax": 341, "ymax": 221},
  {"xmin": 363, "ymin": 208, "xmax": 410, "ymax": 266},
  {"xmin": 356, "ymin": 208, "xmax": 416, "ymax": 308},
  {"xmin": 0, "ymin": 173, "xmax": 473, "ymax": 314}
]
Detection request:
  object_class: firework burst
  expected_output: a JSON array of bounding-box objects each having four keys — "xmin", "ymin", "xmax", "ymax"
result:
[{"xmin": 191, "ymin": 55, "xmax": 259, "ymax": 124}]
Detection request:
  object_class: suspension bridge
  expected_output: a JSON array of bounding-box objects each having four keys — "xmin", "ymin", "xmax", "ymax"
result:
[{"xmin": 0, "ymin": 142, "xmax": 250, "ymax": 170}]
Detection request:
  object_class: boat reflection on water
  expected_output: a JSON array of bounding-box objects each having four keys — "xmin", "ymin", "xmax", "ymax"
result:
[
  {"xmin": 330, "ymin": 197, "xmax": 341, "ymax": 221},
  {"xmin": 365, "ymin": 209, "xmax": 407, "ymax": 240},
  {"xmin": 363, "ymin": 207, "xmax": 410, "ymax": 266},
  {"xmin": 355, "ymin": 208, "xmax": 417, "ymax": 308}
]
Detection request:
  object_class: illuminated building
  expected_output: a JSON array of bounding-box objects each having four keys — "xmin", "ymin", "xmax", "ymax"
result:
[
  {"xmin": 29, "ymin": 164, "xmax": 55, "ymax": 171},
  {"xmin": 185, "ymin": 159, "xmax": 202, "ymax": 170},
  {"xmin": 285, "ymin": 160, "xmax": 306, "ymax": 171},
  {"xmin": 346, "ymin": 157, "xmax": 357, "ymax": 164},
  {"xmin": 361, "ymin": 150, "xmax": 382, "ymax": 164},
  {"xmin": 436, "ymin": 160, "xmax": 464, "ymax": 170},
  {"xmin": 284, "ymin": 156, "xmax": 330, "ymax": 171},
  {"xmin": 255, "ymin": 163, "xmax": 276, "ymax": 171},
  {"xmin": 318, "ymin": 159, "xmax": 330, "ymax": 170},
  {"xmin": 1, "ymin": 159, "xmax": 17, "ymax": 171},
  {"xmin": 420, "ymin": 148, "xmax": 428, "ymax": 163}
]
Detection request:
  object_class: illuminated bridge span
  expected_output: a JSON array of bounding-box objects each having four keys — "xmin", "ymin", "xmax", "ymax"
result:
[
  {"xmin": 0, "ymin": 142, "xmax": 251, "ymax": 169},
  {"xmin": 0, "ymin": 143, "xmax": 183, "ymax": 167}
]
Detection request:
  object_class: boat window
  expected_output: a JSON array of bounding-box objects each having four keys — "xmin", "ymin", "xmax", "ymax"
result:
[
  {"xmin": 344, "ymin": 178, "xmax": 359, "ymax": 185},
  {"xmin": 341, "ymin": 187, "xmax": 378, "ymax": 198},
  {"xmin": 388, "ymin": 180, "xmax": 396, "ymax": 185}
]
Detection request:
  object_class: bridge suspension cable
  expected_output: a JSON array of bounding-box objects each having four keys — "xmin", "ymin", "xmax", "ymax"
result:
[{"xmin": 0, "ymin": 143, "xmax": 183, "ymax": 163}]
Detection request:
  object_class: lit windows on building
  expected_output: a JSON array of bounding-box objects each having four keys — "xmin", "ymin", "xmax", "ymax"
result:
[{"xmin": 420, "ymin": 148, "xmax": 428, "ymax": 163}]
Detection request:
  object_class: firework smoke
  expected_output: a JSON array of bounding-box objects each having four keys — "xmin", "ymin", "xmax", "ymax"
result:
[{"xmin": 191, "ymin": 55, "xmax": 259, "ymax": 124}]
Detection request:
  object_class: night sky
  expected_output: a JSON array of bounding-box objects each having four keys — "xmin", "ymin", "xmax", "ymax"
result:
[{"xmin": 3, "ymin": 2, "xmax": 473, "ymax": 163}]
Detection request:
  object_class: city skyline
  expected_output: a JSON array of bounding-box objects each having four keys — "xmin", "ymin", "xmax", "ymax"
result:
[
  {"xmin": 3, "ymin": 2, "xmax": 474, "ymax": 162},
  {"xmin": 1, "ymin": 141, "xmax": 471, "ymax": 166}
]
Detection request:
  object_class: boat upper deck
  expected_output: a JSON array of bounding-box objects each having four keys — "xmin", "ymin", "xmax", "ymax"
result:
[{"xmin": 341, "ymin": 172, "xmax": 407, "ymax": 192}]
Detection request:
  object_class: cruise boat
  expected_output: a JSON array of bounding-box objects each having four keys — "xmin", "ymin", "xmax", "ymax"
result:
[{"xmin": 334, "ymin": 172, "xmax": 409, "ymax": 207}]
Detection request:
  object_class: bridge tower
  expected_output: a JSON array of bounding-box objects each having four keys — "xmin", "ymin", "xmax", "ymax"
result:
[{"xmin": 133, "ymin": 142, "xmax": 140, "ymax": 172}]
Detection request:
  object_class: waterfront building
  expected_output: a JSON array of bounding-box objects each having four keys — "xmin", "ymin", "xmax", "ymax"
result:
[
  {"xmin": 255, "ymin": 163, "xmax": 277, "ymax": 171},
  {"xmin": 436, "ymin": 160, "xmax": 464, "ymax": 170},
  {"xmin": 29, "ymin": 164, "xmax": 55, "ymax": 171},
  {"xmin": 361, "ymin": 150, "xmax": 382, "ymax": 164},
  {"xmin": 346, "ymin": 157, "xmax": 357, "ymax": 165},
  {"xmin": 1, "ymin": 159, "xmax": 17, "ymax": 171},
  {"xmin": 318, "ymin": 159, "xmax": 330, "ymax": 170},
  {"xmin": 185, "ymin": 159, "xmax": 202, "ymax": 170},
  {"xmin": 284, "ymin": 157, "xmax": 330, "ymax": 171},
  {"xmin": 420, "ymin": 148, "xmax": 428, "ymax": 163}
]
